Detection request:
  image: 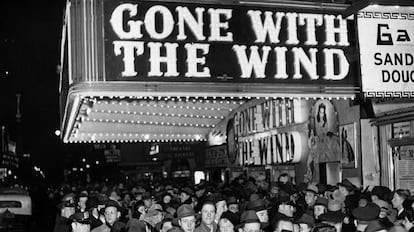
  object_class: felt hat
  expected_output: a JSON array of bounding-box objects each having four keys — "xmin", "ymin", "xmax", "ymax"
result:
[
  {"xmin": 70, "ymin": 212, "xmax": 91, "ymax": 224},
  {"xmin": 296, "ymin": 213, "xmax": 315, "ymax": 227},
  {"xmin": 180, "ymin": 187, "xmax": 194, "ymax": 196},
  {"xmin": 227, "ymin": 196, "xmax": 238, "ymax": 206},
  {"xmin": 177, "ymin": 204, "xmax": 196, "ymax": 219},
  {"xmin": 104, "ymin": 200, "xmax": 122, "ymax": 211},
  {"xmin": 337, "ymin": 179, "xmax": 357, "ymax": 192},
  {"xmin": 238, "ymin": 210, "xmax": 261, "ymax": 227},
  {"xmin": 314, "ymin": 197, "xmax": 329, "ymax": 207},
  {"xmin": 247, "ymin": 199, "xmax": 268, "ymax": 212},
  {"xmin": 58, "ymin": 200, "xmax": 76, "ymax": 209},
  {"xmin": 352, "ymin": 202, "xmax": 380, "ymax": 222},
  {"xmin": 304, "ymin": 185, "xmax": 319, "ymax": 195}
]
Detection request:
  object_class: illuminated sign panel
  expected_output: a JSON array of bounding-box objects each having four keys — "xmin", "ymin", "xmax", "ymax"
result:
[
  {"xmin": 227, "ymin": 99, "xmax": 307, "ymax": 166},
  {"xmin": 104, "ymin": 1, "xmax": 355, "ymax": 85},
  {"xmin": 358, "ymin": 6, "xmax": 414, "ymax": 97}
]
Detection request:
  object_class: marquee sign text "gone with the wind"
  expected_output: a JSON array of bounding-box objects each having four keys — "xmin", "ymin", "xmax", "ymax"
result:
[{"xmin": 104, "ymin": 1, "xmax": 354, "ymax": 85}]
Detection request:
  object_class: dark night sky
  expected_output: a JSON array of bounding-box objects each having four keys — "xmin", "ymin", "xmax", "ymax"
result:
[{"xmin": 1, "ymin": 1, "xmax": 70, "ymax": 182}]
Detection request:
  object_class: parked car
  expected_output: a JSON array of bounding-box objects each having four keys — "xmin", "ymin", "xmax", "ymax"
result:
[{"xmin": 0, "ymin": 187, "xmax": 32, "ymax": 232}]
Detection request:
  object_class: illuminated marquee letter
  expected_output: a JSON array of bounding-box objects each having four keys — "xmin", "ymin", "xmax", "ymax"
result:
[
  {"xmin": 144, "ymin": 5, "xmax": 174, "ymax": 39},
  {"xmin": 247, "ymin": 10, "xmax": 285, "ymax": 43},
  {"xmin": 292, "ymin": 47, "xmax": 318, "ymax": 79},
  {"xmin": 299, "ymin": 14, "xmax": 323, "ymax": 46},
  {"xmin": 323, "ymin": 48, "xmax": 349, "ymax": 80},
  {"xmin": 185, "ymin": 43, "xmax": 211, "ymax": 77},
  {"xmin": 233, "ymin": 45, "xmax": 270, "ymax": 78},
  {"xmin": 176, "ymin": 7, "xmax": 206, "ymax": 41},
  {"xmin": 324, "ymin": 15, "xmax": 349, "ymax": 46},
  {"xmin": 113, "ymin": 41, "xmax": 144, "ymax": 77},
  {"xmin": 208, "ymin": 8, "xmax": 233, "ymax": 42},
  {"xmin": 285, "ymin": 13, "xmax": 299, "ymax": 45},
  {"xmin": 274, "ymin": 47, "xmax": 288, "ymax": 79},
  {"xmin": 110, "ymin": 4, "xmax": 143, "ymax": 39},
  {"xmin": 148, "ymin": 42, "xmax": 179, "ymax": 77}
]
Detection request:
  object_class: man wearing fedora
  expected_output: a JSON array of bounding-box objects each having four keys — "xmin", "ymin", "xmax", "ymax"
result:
[
  {"xmin": 70, "ymin": 212, "xmax": 92, "ymax": 232},
  {"xmin": 237, "ymin": 210, "xmax": 262, "ymax": 232},
  {"xmin": 177, "ymin": 204, "xmax": 197, "ymax": 232},
  {"xmin": 352, "ymin": 202, "xmax": 382, "ymax": 232},
  {"xmin": 92, "ymin": 200, "xmax": 125, "ymax": 232},
  {"xmin": 195, "ymin": 201, "xmax": 218, "ymax": 232},
  {"xmin": 180, "ymin": 187, "xmax": 194, "ymax": 206},
  {"xmin": 246, "ymin": 199, "xmax": 270, "ymax": 232},
  {"xmin": 318, "ymin": 199, "xmax": 347, "ymax": 232},
  {"xmin": 304, "ymin": 184, "xmax": 319, "ymax": 217}
]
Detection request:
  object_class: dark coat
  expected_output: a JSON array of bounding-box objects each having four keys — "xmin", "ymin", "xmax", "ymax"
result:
[{"xmin": 53, "ymin": 215, "xmax": 71, "ymax": 232}]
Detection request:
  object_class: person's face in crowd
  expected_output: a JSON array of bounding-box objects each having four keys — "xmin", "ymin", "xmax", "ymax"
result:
[
  {"xmin": 270, "ymin": 186, "xmax": 279, "ymax": 198},
  {"xmin": 216, "ymin": 200, "xmax": 228, "ymax": 214},
  {"xmin": 338, "ymin": 186, "xmax": 349, "ymax": 197},
  {"xmin": 378, "ymin": 208, "xmax": 388, "ymax": 219},
  {"xmin": 153, "ymin": 212, "xmax": 164, "ymax": 225},
  {"xmin": 161, "ymin": 221, "xmax": 173, "ymax": 232},
  {"xmin": 276, "ymin": 220, "xmax": 293, "ymax": 232},
  {"xmin": 256, "ymin": 209, "xmax": 269, "ymax": 223},
  {"xmin": 228, "ymin": 203, "xmax": 239, "ymax": 213},
  {"xmin": 104, "ymin": 206, "xmax": 119, "ymax": 225},
  {"xmin": 403, "ymin": 217, "xmax": 414, "ymax": 231},
  {"xmin": 71, "ymin": 222, "xmax": 90, "ymax": 232},
  {"xmin": 201, "ymin": 204, "xmax": 216, "ymax": 226},
  {"xmin": 299, "ymin": 223, "xmax": 311, "ymax": 232},
  {"xmin": 179, "ymin": 215, "xmax": 196, "ymax": 232},
  {"xmin": 355, "ymin": 221, "xmax": 368, "ymax": 232},
  {"xmin": 79, "ymin": 197, "xmax": 88, "ymax": 210},
  {"xmin": 304, "ymin": 192, "xmax": 317, "ymax": 207},
  {"xmin": 278, "ymin": 203, "xmax": 295, "ymax": 217},
  {"xmin": 196, "ymin": 189, "xmax": 205, "ymax": 198},
  {"xmin": 62, "ymin": 206, "xmax": 76, "ymax": 218},
  {"xmin": 279, "ymin": 176, "xmax": 289, "ymax": 184},
  {"xmin": 241, "ymin": 222, "xmax": 261, "ymax": 232},
  {"xmin": 163, "ymin": 195, "xmax": 172, "ymax": 204},
  {"xmin": 192, "ymin": 197, "xmax": 198, "ymax": 209},
  {"xmin": 137, "ymin": 205, "xmax": 146, "ymax": 214},
  {"xmin": 124, "ymin": 194, "xmax": 131, "ymax": 203},
  {"xmin": 314, "ymin": 205, "xmax": 326, "ymax": 219},
  {"xmin": 392, "ymin": 193, "xmax": 405, "ymax": 209},
  {"xmin": 180, "ymin": 192, "xmax": 190, "ymax": 203},
  {"xmin": 219, "ymin": 218, "xmax": 234, "ymax": 232},
  {"xmin": 110, "ymin": 191, "xmax": 120, "ymax": 201},
  {"xmin": 144, "ymin": 198, "xmax": 153, "ymax": 208}
]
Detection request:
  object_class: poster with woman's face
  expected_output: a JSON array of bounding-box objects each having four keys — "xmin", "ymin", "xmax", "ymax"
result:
[{"xmin": 309, "ymin": 100, "xmax": 339, "ymax": 137}]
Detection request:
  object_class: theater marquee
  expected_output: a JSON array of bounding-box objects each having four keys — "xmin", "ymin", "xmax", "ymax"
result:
[{"xmin": 105, "ymin": 1, "xmax": 355, "ymax": 85}]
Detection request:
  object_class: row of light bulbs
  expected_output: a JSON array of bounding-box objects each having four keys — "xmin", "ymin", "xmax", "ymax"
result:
[
  {"xmin": 82, "ymin": 117, "xmax": 216, "ymax": 128},
  {"xmin": 67, "ymin": 138, "xmax": 207, "ymax": 143},
  {"xmin": 92, "ymin": 109, "xmax": 225, "ymax": 120},
  {"xmin": 95, "ymin": 102, "xmax": 231, "ymax": 111}
]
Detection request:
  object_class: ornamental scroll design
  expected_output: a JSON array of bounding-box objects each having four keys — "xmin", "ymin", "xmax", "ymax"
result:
[
  {"xmin": 357, "ymin": 11, "xmax": 414, "ymax": 20},
  {"xmin": 364, "ymin": 91, "xmax": 414, "ymax": 98}
]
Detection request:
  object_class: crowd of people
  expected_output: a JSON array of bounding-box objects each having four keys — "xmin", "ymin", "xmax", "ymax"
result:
[{"xmin": 50, "ymin": 173, "xmax": 414, "ymax": 232}]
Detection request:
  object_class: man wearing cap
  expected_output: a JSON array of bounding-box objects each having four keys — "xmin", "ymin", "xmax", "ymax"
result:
[
  {"xmin": 70, "ymin": 212, "xmax": 92, "ymax": 232},
  {"xmin": 177, "ymin": 204, "xmax": 197, "ymax": 232},
  {"xmin": 180, "ymin": 187, "xmax": 194, "ymax": 206},
  {"xmin": 337, "ymin": 179, "xmax": 360, "ymax": 215},
  {"xmin": 304, "ymin": 184, "xmax": 319, "ymax": 216},
  {"xmin": 92, "ymin": 200, "xmax": 125, "ymax": 232},
  {"xmin": 352, "ymin": 202, "xmax": 381, "ymax": 232},
  {"xmin": 195, "ymin": 201, "xmax": 218, "ymax": 232},
  {"xmin": 86, "ymin": 196, "xmax": 103, "ymax": 230},
  {"xmin": 78, "ymin": 192, "xmax": 89, "ymax": 213},
  {"xmin": 313, "ymin": 197, "xmax": 328, "ymax": 222},
  {"xmin": 54, "ymin": 201, "xmax": 76, "ymax": 232},
  {"xmin": 237, "ymin": 210, "xmax": 262, "ymax": 232}
]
